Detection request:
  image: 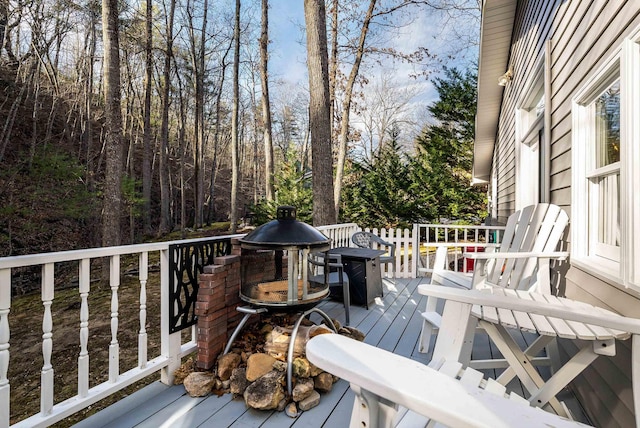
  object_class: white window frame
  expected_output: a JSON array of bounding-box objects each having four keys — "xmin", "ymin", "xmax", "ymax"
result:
[
  {"xmin": 516, "ymin": 54, "xmax": 547, "ymax": 209},
  {"xmin": 571, "ymin": 27, "xmax": 640, "ymax": 290}
]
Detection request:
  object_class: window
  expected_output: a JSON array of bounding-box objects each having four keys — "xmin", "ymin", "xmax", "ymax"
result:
[
  {"xmin": 516, "ymin": 52, "xmax": 548, "ymax": 209},
  {"xmin": 589, "ymin": 80, "xmax": 620, "ymax": 261},
  {"xmin": 572, "ymin": 29, "xmax": 640, "ymax": 289}
]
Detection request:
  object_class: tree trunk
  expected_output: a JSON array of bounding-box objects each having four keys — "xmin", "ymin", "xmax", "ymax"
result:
[
  {"xmin": 142, "ymin": 0, "xmax": 152, "ymax": 235},
  {"xmin": 334, "ymin": 0, "xmax": 377, "ymax": 219},
  {"xmin": 229, "ymin": 0, "xmax": 241, "ymax": 233},
  {"xmin": 260, "ymin": 0, "xmax": 275, "ymax": 201},
  {"xmin": 304, "ymin": 0, "xmax": 336, "ymax": 226},
  {"xmin": 188, "ymin": 0, "xmax": 208, "ymax": 229},
  {"xmin": 328, "ymin": 0, "xmax": 338, "ymax": 138},
  {"xmin": 207, "ymin": 40, "xmax": 233, "ymax": 225},
  {"xmin": 159, "ymin": 0, "xmax": 176, "ymax": 235},
  {"xmin": 101, "ymin": 0, "xmax": 124, "ymax": 248}
]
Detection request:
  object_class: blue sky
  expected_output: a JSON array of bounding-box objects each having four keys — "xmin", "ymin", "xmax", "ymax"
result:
[{"xmin": 265, "ymin": 1, "xmax": 477, "ymax": 97}]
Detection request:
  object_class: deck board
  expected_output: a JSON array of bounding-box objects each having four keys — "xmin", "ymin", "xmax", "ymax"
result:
[{"xmin": 72, "ymin": 277, "xmax": 588, "ymax": 428}]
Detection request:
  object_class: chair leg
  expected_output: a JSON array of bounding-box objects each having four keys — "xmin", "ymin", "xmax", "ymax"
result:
[
  {"xmin": 432, "ymin": 300, "xmax": 476, "ymax": 367},
  {"xmin": 419, "ymin": 295, "xmax": 440, "ymax": 353},
  {"xmin": 343, "ymin": 279, "xmax": 350, "ymax": 326}
]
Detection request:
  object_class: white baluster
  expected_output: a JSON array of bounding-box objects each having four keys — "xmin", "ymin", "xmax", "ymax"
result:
[
  {"xmin": 41, "ymin": 263, "xmax": 54, "ymax": 415},
  {"xmin": 139, "ymin": 252, "xmax": 148, "ymax": 369},
  {"xmin": 0, "ymin": 268, "xmax": 11, "ymax": 427},
  {"xmin": 78, "ymin": 259, "xmax": 90, "ymax": 397},
  {"xmin": 109, "ymin": 255, "xmax": 120, "ymax": 382}
]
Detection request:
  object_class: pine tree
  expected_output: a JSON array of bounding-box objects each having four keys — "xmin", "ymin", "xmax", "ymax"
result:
[{"xmin": 414, "ymin": 67, "xmax": 487, "ymax": 222}]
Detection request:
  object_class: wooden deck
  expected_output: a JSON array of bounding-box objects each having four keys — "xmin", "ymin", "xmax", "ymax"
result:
[{"xmin": 72, "ymin": 277, "xmax": 589, "ymax": 428}]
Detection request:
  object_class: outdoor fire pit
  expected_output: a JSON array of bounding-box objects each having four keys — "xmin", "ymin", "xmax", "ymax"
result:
[{"xmin": 224, "ymin": 206, "xmax": 339, "ymax": 394}]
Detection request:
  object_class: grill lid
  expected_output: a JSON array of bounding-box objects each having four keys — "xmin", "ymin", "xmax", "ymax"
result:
[{"xmin": 239, "ymin": 206, "xmax": 330, "ymax": 249}]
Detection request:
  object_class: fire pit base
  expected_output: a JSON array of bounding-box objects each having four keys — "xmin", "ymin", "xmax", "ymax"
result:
[{"xmin": 223, "ymin": 305, "xmax": 338, "ymax": 395}]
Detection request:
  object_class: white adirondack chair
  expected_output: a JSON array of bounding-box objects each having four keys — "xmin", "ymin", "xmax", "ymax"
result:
[
  {"xmin": 307, "ymin": 285, "xmax": 640, "ymax": 428},
  {"xmin": 419, "ymin": 203, "xmax": 570, "ymax": 353}
]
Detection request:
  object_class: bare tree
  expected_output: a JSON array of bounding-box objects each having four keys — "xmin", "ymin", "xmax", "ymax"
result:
[
  {"xmin": 229, "ymin": 0, "xmax": 241, "ymax": 233},
  {"xmin": 333, "ymin": 0, "xmax": 376, "ymax": 218},
  {"xmin": 159, "ymin": 0, "xmax": 176, "ymax": 235},
  {"xmin": 142, "ymin": 0, "xmax": 153, "ymax": 235},
  {"xmin": 101, "ymin": 0, "xmax": 124, "ymax": 248},
  {"xmin": 355, "ymin": 70, "xmax": 420, "ymax": 160},
  {"xmin": 260, "ymin": 0, "xmax": 275, "ymax": 201},
  {"xmin": 304, "ymin": 0, "xmax": 336, "ymax": 225}
]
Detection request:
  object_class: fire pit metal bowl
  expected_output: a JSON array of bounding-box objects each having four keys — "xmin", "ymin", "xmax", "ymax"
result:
[{"xmin": 238, "ymin": 205, "xmax": 331, "ymax": 308}]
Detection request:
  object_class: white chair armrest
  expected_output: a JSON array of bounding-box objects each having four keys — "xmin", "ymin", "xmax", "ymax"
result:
[
  {"xmin": 306, "ymin": 334, "xmax": 589, "ymax": 428},
  {"xmin": 417, "ymin": 284, "xmax": 640, "ymax": 334},
  {"xmin": 463, "ymin": 251, "xmax": 569, "ymax": 261},
  {"xmin": 426, "ymin": 242, "xmax": 500, "ymax": 249}
]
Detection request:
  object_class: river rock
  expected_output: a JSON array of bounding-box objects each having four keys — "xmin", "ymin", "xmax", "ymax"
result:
[
  {"xmin": 339, "ymin": 326, "xmax": 366, "ymax": 342},
  {"xmin": 285, "ymin": 402, "xmax": 298, "ymax": 418},
  {"xmin": 314, "ymin": 372, "xmax": 334, "ymax": 392},
  {"xmin": 230, "ymin": 367, "xmax": 250, "ymax": 395},
  {"xmin": 292, "ymin": 357, "xmax": 311, "ymax": 378},
  {"xmin": 244, "ymin": 371, "xmax": 285, "ymax": 410},
  {"xmin": 298, "ymin": 390, "xmax": 321, "ymax": 411},
  {"xmin": 292, "ymin": 377, "xmax": 314, "ymax": 402},
  {"xmin": 217, "ymin": 352, "xmax": 241, "ymax": 381},
  {"xmin": 246, "ymin": 353, "xmax": 277, "ymax": 382},
  {"xmin": 183, "ymin": 372, "xmax": 216, "ymax": 397}
]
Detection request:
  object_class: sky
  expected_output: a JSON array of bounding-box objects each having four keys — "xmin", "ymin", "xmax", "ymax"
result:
[{"xmin": 266, "ymin": 1, "xmax": 478, "ymax": 97}]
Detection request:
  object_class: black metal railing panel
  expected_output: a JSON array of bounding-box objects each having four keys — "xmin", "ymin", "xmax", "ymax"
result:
[{"xmin": 168, "ymin": 238, "xmax": 233, "ymax": 333}]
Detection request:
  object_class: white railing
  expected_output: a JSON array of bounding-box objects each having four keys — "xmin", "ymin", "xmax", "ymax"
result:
[
  {"xmin": 0, "ymin": 235, "xmax": 245, "ymax": 428},
  {"xmin": 412, "ymin": 223, "xmax": 506, "ymax": 276},
  {"xmin": 0, "ymin": 224, "xmax": 362, "ymax": 427},
  {"xmin": 358, "ymin": 227, "xmax": 415, "ymax": 279},
  {"xmin": 317, "ymin": 223, "xmax": 359, "ymax": 249}
]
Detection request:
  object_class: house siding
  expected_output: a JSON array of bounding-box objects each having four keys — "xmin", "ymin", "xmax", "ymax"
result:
[{"xmin": 490, "ymin": 0, "xmax": 640, "ymax": 425}]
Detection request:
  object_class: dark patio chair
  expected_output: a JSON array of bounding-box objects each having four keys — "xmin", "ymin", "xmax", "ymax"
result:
[
  {"xmin": 351, "ymin": 231, "xmax": 396, "ymax": 269},
  {"xmin": 308, "ymin": 253, "xmax": 351, "ymax": 325}
]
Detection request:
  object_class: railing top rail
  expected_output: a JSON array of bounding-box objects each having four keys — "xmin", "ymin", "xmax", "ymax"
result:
[
  {"xmin": 0, "ymin": 223, "xmax": 361, "ymax": 270},
  {"xmin": 316, "ymin": 223, "xmax": 359, "ymax": 229},
  {"xmin": 415, "ymin": 224, "xmax": 506, "ymax": 230},
  {"xmin": 0, "ymin": 233, "xmax": 247, "ymax": 269}
]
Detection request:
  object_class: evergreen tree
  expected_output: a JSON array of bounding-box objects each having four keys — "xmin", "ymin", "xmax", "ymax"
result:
[
  {"xmin": 251, "ymin": 149, "xmax": 313, "ymax": 224},
  {"xmin": 341, "ymin": 127, "xmax": 422, "ymax": 228},
  {"xmin": 414, "ymin": 67, "xmax": 487, "ymax": 222}
]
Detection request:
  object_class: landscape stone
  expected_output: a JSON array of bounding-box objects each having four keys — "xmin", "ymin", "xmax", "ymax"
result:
[
  {"xmin": 243, "ymin": 371, "xmax": 286, "ymax": 410},
  {"xmin": 298, "ymin": 390, "xmax": 321, "ymax": 411},
  {"xmin": 183, "ymin": 372, "xmax": 216, "ymax": 397},
  {"xmin": 292, "ymin": 357, "xmax": 311, "ymax": 378},
  {"xmin": 217, "ymin": 352, "xmax": 241, "ymax": 381},
  {"xmin": 246, "ymin": 353, "xmax": 277, "ymax": 382},
  {"xmin": 339, "ymin": 326, "xmax": 366, "ymax": 342},
  {"xmin": 292, "ymin": 377, "xmax": 314, "ymax": 402},
  {"xmin": 230, "ymin": 367, "xmax": 250, "ymax": 395},
  {"xmin": 285, "ymin": 402, "xmax": 298, "ymax": 418},
  {"xmin": 314, "ymin": 372, "xmax": 334, "ymax": 392}
]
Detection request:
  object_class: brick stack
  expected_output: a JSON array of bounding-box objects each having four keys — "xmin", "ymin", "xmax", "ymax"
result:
[{"xmin": 195, "ymin": 255, "xmax": 241, "ymax": 370}]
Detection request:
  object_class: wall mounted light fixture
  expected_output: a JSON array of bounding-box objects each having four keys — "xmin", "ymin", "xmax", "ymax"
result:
[{"xmin": 498, "ymin": 69, "xmax": 513, "ymax": 86}]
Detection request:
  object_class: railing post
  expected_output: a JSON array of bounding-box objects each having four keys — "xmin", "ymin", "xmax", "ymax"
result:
[
  {"xmin": 0, "ymin": 269, "xmax": 10, "ymax": 428},
  {"xmin": 412, "ymin": 224, "xmax": 419, "ymax": 278},
  {"xmin": 161, "ymin": 248, "xmax": 180, "ymax": 385},
  {"xmin": 78, "ymin": 259, "xmax": 90, "ymax": 397},
  {"xmin": 109, "ymin": 256, "xmax": 120, "ymax": 383},
  {"xmin": 41, "ymin": 263, "xmax": 54, "ymax": 415},
  {"xmin": 138, "ymin": 252, "xmax": 148, "ymax": 369}
]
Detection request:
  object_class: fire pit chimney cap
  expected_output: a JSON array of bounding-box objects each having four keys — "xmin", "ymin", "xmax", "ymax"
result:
[{"xmin": 239, "ymin": 206, "xmax": 331, "ymax": 250}]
